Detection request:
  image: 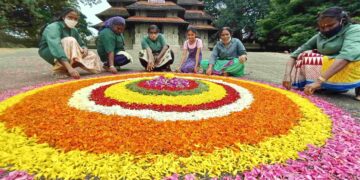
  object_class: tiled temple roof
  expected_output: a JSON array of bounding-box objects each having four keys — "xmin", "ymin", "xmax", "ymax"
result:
[
  {"xmin": 177, "ymin": 0, "xmax": 204, "ymax": 6},
  {"xmin": 184, "ymin": 10, "xmax": 212, "ymax": 20},
  {"xmin": 96, "ymin": 7, "xmax": 130, "ymax": 18},
  {"xmin": 126, "ymin": 1, "xmax": 185, "ymax": 11},
  {"xmin": 190, "ymin": 24, "xmax": 217, "ymax": 30},
  {"xmin": 127, "ymin": 16, "xmax": 188, "ymax": 24}
]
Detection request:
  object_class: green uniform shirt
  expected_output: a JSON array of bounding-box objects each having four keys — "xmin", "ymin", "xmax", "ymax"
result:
[
  {"xmin": 291, "ymin": 24, "xmax": 360, "ymax": 61},
  {"xmin": 141, "ymin": 34, "xmax": 166, "ymax": 52},
  {"xmin": 38, "ymin": 21, "xmax": 85, "ymax": 65},
  {"xmin": 209, "ymin": 38, "xmax": 247, "ymax": 65},
  {"xmin": 96, "ymin": 28, "xmax": 125, "ymax": 62}
]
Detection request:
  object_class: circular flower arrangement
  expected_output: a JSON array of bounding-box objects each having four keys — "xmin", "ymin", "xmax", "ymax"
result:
[{"xmin": 0, "ymin": 73, "xmax": 358, "ymax": 179}]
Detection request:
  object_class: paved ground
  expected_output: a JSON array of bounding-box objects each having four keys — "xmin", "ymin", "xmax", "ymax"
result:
[{"xmin": 0, "ymin": 48, "xmax": 358, "ymax": 118}]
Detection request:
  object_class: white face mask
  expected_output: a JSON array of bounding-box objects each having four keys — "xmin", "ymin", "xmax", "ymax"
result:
[{"xmin": 64, "ymin": 18, "xmax": 78, "ymax": 29}]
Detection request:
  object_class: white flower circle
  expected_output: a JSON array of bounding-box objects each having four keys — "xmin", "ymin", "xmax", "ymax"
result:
[{"xmin": 68, "ymin": 77, "xmax": 254, "ymax": 121}]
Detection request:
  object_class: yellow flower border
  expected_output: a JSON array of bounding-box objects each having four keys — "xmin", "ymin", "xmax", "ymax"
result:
[
  {"xmin": 0, "ymin": 73, "xmax": 332, "ymax": 179},
  {"xmin": 104, "ymin": 79, "xmax": 227, "ymax": 105}
]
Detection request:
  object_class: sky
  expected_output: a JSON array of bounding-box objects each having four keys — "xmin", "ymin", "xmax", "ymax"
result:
[{"xmin": 79, "ymin": 1, "xmax": 111, "ymax": 35}]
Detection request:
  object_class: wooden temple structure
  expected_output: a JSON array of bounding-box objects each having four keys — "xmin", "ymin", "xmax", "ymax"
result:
[{"xmin": 94, "ymin": 0, "xmax": 216, "ymax": 49}]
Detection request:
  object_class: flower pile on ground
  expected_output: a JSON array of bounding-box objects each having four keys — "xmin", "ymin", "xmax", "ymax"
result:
[
  {"xmin": 0, "ymin": 169, "xmax": 34, "ymax": 180},
  {"xmin": 0, "ymin": 73, "xmax": 358, "ymax": 179}
]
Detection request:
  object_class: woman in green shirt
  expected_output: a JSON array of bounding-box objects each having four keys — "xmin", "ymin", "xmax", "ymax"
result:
[
  {"xmin": 38, "ymin": 8, "xmax": 102, "ymax": 79},
  {"xmin": 139, "ymin": 25, "xmax": 174, "ymax": 72},
  {"xmin": 283, "ymin": 7, "xmax": 360, "ymax": 100},
  {"xmin": 97, "ymin": 16, "xmax": 132, "ymax": 74},
  {"xmin": 201, "ymin": 27, "xmax": 248, "ymax": 77}
]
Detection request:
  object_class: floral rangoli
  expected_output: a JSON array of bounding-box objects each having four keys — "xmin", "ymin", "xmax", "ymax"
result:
[{"xmin": 0, "ymin": 73, "xmax": 359, "ymax": 179}]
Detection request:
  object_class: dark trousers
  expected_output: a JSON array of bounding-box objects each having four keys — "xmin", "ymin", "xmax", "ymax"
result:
[{"xmin": 103, "ymin": 54, "xmax": 131, "ymax": 67}]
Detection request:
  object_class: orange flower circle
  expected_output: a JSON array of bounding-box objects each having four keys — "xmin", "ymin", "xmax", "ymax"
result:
[{"xmin": 0, "ymin": 74, "xmax": 302, "ymax": 156}]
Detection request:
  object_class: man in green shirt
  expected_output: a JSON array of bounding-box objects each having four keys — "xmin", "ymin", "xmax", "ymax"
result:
[
  {"xmin": 139, "ymin": 25, "xmax": 174, "ymax": 72},
  {"xmin": 38, "ymin": 8, "xmax": 101, "ymax": 79},
  {"xmin": 282, "ymin": 7, "xmax": 360, "ymax": 100},
  {"xmin": 97, "ymin": 16, "xmax": 132, "ymax": 74}
]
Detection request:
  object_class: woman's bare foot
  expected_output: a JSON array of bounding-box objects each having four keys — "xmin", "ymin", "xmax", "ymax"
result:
[
  {"xmin": 67, "ymin": 68, "xmax": 80, "ymax": 79},
  {"xmin": 103, "ymin": 65, "xmax": 118, "ymax": 74}
]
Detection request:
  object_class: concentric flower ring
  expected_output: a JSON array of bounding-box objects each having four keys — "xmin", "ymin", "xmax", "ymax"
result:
[{"xmin": 0, "ymin": 73, "xmax": 336, "ymax": 179}]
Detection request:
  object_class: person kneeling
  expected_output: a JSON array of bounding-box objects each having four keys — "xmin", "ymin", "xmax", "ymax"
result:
[
  {"xmin": 97, "ymin": 16, "xmax": 132, "ymax": 74},
  {"xmin": 282, "ymin": 7, "xmax": 360, "ymax": 101},
  {"xmin": 139, "ymin": 25, "xmax": 174, "ymax": 72},
  {"xmin": 38, "ymin": 8, "xmax": 102, "ymax": 79}
]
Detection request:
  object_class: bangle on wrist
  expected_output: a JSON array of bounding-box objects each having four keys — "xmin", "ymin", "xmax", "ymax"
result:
[
  {"xmin": 318, "ymin": 76, "xmax": 326, "ymax": 83},
  {"xmin": 110, "ymin": 65, "xmax": 115, "ymax": 68}
]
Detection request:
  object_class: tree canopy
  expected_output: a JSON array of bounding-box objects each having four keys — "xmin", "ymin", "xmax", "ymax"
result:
[
  {"xmin": 204, "ymin": 0, "xmax": 360, "ymax": 50},
  {"xmin": 2, "ymin": 0, "xmax": 360, "ymax": 49},
  {"xmin": 256, "ymin": 0, "xmax": 360, "ymax": 49},
  {"xmin": 0, "ymin": 0, "xmax": 98, "ymax": 47},
  {"xmin": 204, "ymin": 0, "xmax": 270, "ymax": 42}
]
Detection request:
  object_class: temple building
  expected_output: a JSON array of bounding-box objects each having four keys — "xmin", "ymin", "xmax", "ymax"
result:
[{"xmin": 94, "ymin": 0, "xmax": 216, "ymax": 49}]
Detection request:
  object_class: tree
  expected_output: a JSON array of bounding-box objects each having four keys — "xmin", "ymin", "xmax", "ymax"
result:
[
  {"xmin": 0, "ymin": 0, "xmax": 98, "ymax": 47},
  {"xmin": 204, "ymin": 0, "xmax": 270, "ymax": 42},
  {"xmin": 204, "ymin": 0, "xmax": 223, "ymax": 18},
  {"xmin": 256, "ymin": 0, "xmax": 360, "ymax": 50}
]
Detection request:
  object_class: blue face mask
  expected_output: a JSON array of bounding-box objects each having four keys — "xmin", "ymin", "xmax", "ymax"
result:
[{"xmin": 321, "ymin": 24, "xmax": 343, "ymax": 38}]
